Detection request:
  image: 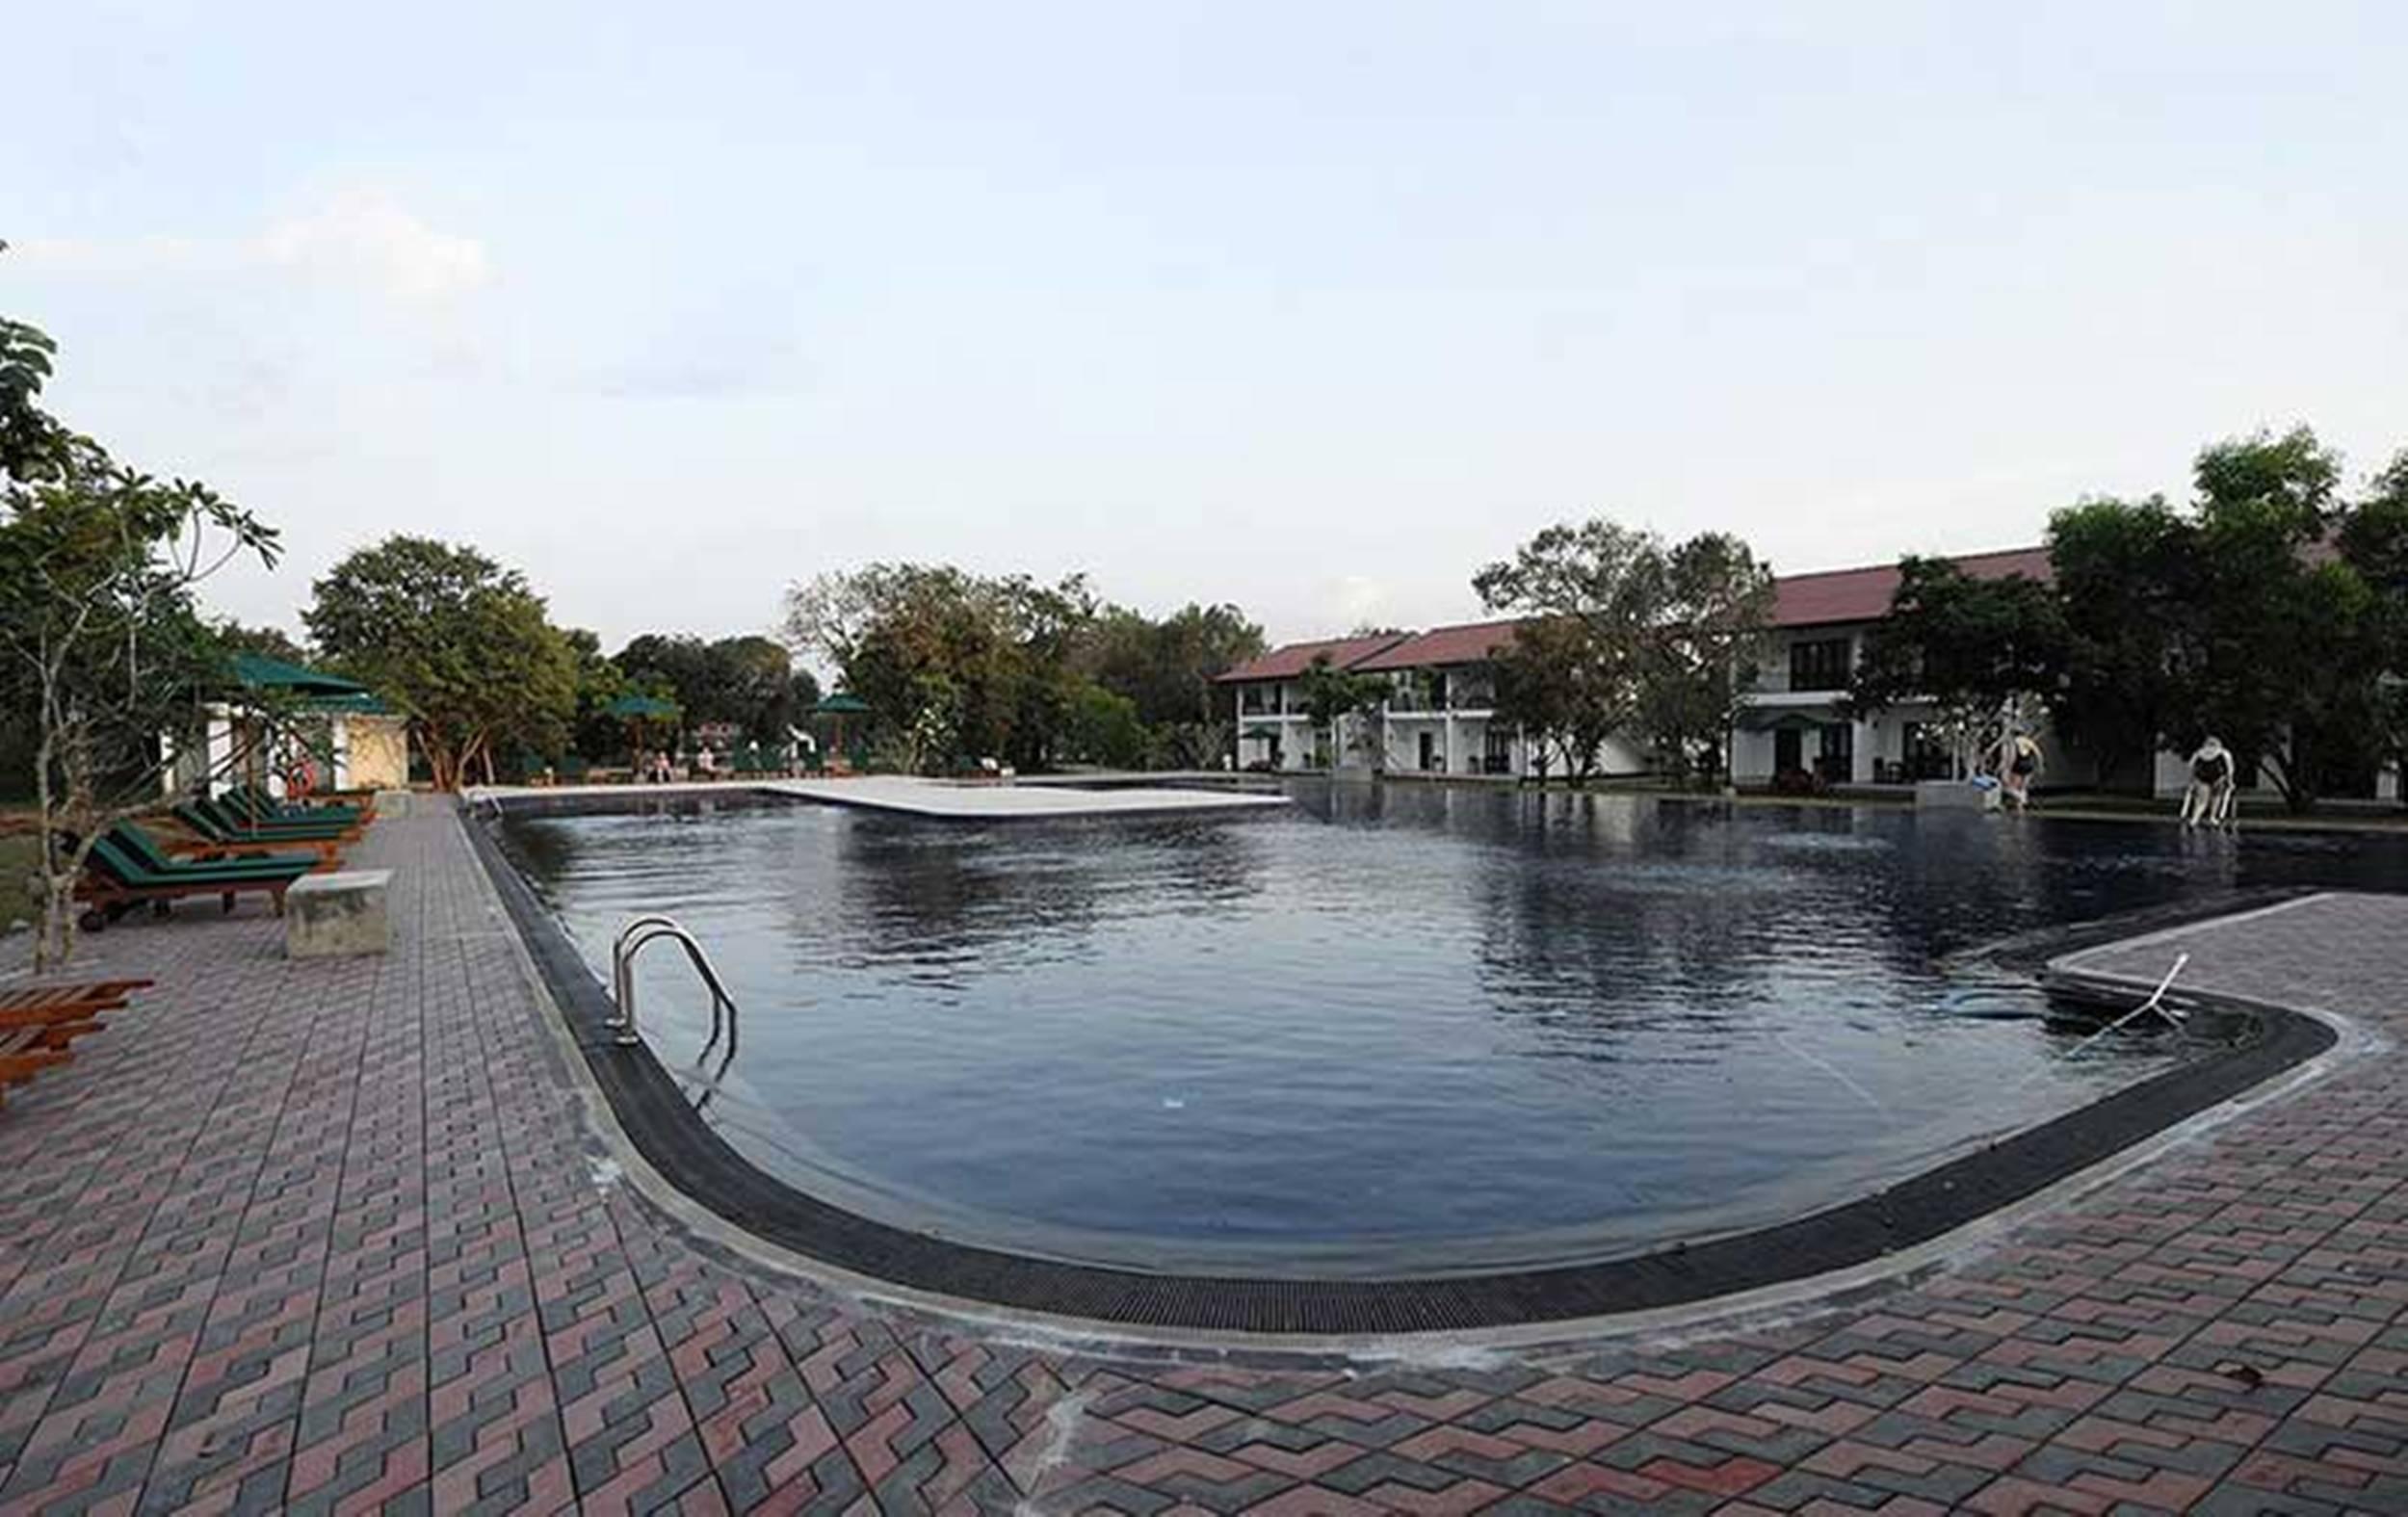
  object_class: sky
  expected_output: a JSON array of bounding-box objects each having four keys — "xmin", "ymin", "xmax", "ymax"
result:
[{"xmin": 8, "ymin": 2, "xmax": 2404, "ymax": 652}]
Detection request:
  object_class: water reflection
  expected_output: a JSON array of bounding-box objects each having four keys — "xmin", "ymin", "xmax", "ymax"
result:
[{"xmin": 500, "ymin": 786, "xmax": 2408, "ymax": 1274}]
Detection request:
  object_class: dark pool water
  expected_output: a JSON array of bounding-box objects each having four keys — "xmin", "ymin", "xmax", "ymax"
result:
[{"xmin": 500, "ymin": 785, "xmax": 2408, "ymax": 1273}]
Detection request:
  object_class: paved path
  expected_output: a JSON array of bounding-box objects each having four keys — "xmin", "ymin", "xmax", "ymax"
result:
[
  {"xmin": 2, "ymin": 807, "xmax": 2405, "ymax": 1513},
  {"xmin": 470, "ymin": 777, "xmax": 1290, "ymax": 821}
]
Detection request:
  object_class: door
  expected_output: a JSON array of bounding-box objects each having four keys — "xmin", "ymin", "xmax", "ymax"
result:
[
  {"xmin": 1773, "ymin": 727, "xmax": 1803, "ymax": 775},
  {"xmin": 1418, "ymin": 731, "xmax": 1436, "ymax": 772}
]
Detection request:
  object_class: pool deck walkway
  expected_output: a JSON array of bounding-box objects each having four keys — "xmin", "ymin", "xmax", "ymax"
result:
[
  {"xmin": 4, "ymin": 802, "xmax": 2407, "ymax": 1513},
  {"xmin": 471, "ymin": 775, "xmax": 1290, "ymax": 821}
]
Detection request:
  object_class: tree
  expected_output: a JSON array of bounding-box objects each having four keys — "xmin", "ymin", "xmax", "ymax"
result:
[
  {"xmin": 1489, "ymin": 615, "xmax": 1636, "ymax": 784},
  {"xmin": 2342, "ymin": 452, "xmax": 2408, "ymax": 805},
  {"xmin": 1296, "ymin": 652, "xmax": 1390, "ymax": 770},
  {"xmin": 618, "ymin": 632, "xmax": 802, "ymax": 744},
  {"xmin": 2047, "ymin": 495, "xmax": 2194, "ymax": 786},
  {"xmin": 212, "ymin": 619, "xmax": 311, "ymax": 664},
  {"xmin": 1474, "ymin": 518, "xmax": 1766, "ymax": 784},
  {"xmin": 2177, "ymin": 427, "xmax": 2376, "ymax": 812},
  {"xmin": 1063, "ymin": 681, "xmax": 1149, "ymax": 769},
  {"xmin": 304, "ymin": 536, "xmax": 577, "ymax": 789},
  {"xmin": 784, "ymin": 563, "xmax": 1097, "ymax": 772},
  {"xmin": 1849, "ymin": 557, "xmax": 2067, "ymax": 776},
  {"xmin": 1, "ymin": 373, "xmax": 281, "ymax": 966},
  {"xmin": 1080, "ymin": 601, "xmax": 1266, "ymax": 768},
  {"xmin": 1635, "ymin": 532, "xmax": 1775, "ymax": 785}
]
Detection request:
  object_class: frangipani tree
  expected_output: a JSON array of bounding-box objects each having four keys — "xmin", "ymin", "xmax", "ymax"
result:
[{"xmin": 0, "ymin": 318, "xmax": 282, "ymax": 965}]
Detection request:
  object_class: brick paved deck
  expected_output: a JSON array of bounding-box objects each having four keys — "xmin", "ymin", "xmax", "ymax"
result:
[{"xmin": 2, "ymin": 803, "xmax": 2404, "ymax": 1514}]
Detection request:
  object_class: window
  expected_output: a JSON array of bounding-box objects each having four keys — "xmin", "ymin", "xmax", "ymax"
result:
[{"xmin": 1789, "ymin": 637, "xmax": 1852, "ymax": 692}]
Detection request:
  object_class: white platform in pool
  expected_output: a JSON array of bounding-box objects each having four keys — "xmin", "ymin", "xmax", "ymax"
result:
[{"xmin": 472, "ymin": 774, "xmax": 1289, "ymax": 820}]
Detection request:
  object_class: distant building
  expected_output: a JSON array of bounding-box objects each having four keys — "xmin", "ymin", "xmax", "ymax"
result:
[
  {"xmin": 1730, "ymin": 547, "xmax": 2056, "ymax": 788},
  {"xmin": 1220, "ymin": 547, "xmax": 2399, "ymax": 801}
]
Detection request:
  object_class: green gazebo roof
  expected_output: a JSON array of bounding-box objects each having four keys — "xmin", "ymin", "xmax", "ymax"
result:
[
  {"xmin": 230, "ymin": 652, "xmax": 370, "ymax": 696},
  {"xmin": 605, "ymin": 693, "xmax": 682, "ymax": 719},
  {"xmin": 811, "ymin": 692, "xmax": 872, "ymax": 715}
]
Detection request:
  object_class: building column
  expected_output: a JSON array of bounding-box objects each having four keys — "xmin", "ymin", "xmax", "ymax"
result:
[{"xmin": 1852, "ymin": 716, "xmax": 1875, "ymax": 784}]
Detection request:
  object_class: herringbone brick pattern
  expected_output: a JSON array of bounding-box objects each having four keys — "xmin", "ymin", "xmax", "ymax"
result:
[{"xmin": 2, "ymin": 809, "xmax": 2404, "ymax": 1513}]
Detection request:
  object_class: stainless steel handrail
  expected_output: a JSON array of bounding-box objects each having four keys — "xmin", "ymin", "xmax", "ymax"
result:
[{"xmin": 608, "ymin": 914, "xmax": 740, "ymax": 1055}]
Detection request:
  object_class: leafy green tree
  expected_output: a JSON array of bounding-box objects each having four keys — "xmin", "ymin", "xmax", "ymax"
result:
[
  {"xmin": 2046, "ymin": 495, "xmax": 2194, "ymax": 786},
  {"xmin": 1848, "ymin": 558, "xmax": 2067, "ymax": 776},
  {"xmin": 1476, "ymin": 517, "xmax": 1734, "ymax": 784},
  {"xmin": 1081, "ymin": 601, "xmax": 1266, "ymax": 768},
  {"xmin": 1064, "ymin": 680, "xmax": 1150, "ymax": 769},
  {"xmin": 304, "ymin": 536, "xmax": 577, "ymax": 790},
  {"xmin": 785, "ymin": 563, "xmax": 1098, "ymax": 772},
  {"xmin": 2179, "ymin": 428, "xmax": 2377, "ymax": 811},
  {"xmin": 617, "ymin": 632, "xmax": 803, "ymax": 745},
  {"xmin": 211, "ymin": 619, "xmax": 311, "ymax": 665},
  {"xmin": 1296, "ymin": 652, "xmax": 1390, "ymax": 770},
  {"xmin": 1635, "ymin": 532, "xmax": 1775, "ymax": 785},
  {"xmin": 2342, "ymin": 452, "xmax": 2408, "ymax": 804},
  {"xmin": 1, "ymin": 348, "xmax": 281, "ymax": 965},
  {"xmin": 0, "ymin": 317, "xmax": 65, "ymax": 483}
]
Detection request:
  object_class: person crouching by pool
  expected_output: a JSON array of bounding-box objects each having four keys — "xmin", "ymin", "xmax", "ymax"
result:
[
  {"xmin": 2184, "ymin": 735, "xmax": 2236, "ymax": 828},
  {"xmin": 1989, "ymin": 728, "xmax": 2043, "ymax": 811}
]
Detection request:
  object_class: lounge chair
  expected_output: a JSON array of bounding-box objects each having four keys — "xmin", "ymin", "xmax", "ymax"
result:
[
  {"xmin": 0, "ymin": 979, "xmax": 152, "ymax": 1017},
  {"xmin": 228, "ymin": 787, "xmax": 372, "ymax": 826},
  {"xmin": 196, "ymin": 795, "xmax": 360, "ymax": 842},
  {"xmin": 0, "ymin": 1026, "xmax": 75, "ymax": 1105},
  {"xmin": 74, "ymin": 828, "xmax": 320, "ymax": 929},
  {"xmin": 0, "ymin": 1005, "xmax": 112, "ymax": 1051},
  {"xmin": 169, "ymin": 803, "xmax": 345, "ymax": 864}
]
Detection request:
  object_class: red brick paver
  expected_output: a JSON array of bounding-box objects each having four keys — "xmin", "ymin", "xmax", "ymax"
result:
[{"xmin": 1, "ymin": 807, "xmax": 2403, "ymax": 1513}]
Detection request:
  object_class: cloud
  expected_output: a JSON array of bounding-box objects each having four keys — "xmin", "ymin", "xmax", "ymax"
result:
[
  {"xmin": 12, "ymin": 188, "xmax": 489, "ymax": 302},
  {"xmin": 257, "ymin": 189, "xmax": 489, "ymax": 301}
]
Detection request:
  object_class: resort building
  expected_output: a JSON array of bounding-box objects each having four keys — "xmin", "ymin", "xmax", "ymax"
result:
[
  {"xmin": 1728, "ymin": 547, "xmax": 2063, "ymax": 789},
  {"xmin": 1219, "ymin": 622, "xmax": 1650, "ymax": 780},
  {"xmin": 1225, "ymin": 546, "xmax": 2401, "ymax": 801}
]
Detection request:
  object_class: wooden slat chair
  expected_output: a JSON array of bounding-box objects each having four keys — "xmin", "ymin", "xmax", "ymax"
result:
[
  {"xmin": 168, "ymin": 803, "xmax": 345, "ymax": 865},
  {"xmin": 231, "ymin": 787, "xmax": 373, "ymax": 826},
  {"xmin": 0, "ymin": 1004, "xmax": 112, "ymax": 1051},
  {"xmin": 74, "ymin": 830, "xmax": 317, "ymax": 929},
  {"xmin": 0, "ymin": 1026, "xmax": 75, "ymax": 1107},
  {"xmin": 0, "ymin": 979, "xmax": 153, "ymax": 1017},
  {"xmin": 194, "ymin": 795, "xmax": 360, "ymax": 843}
]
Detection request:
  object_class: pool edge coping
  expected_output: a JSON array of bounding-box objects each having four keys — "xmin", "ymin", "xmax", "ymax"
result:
[{"xmin": 458, "ymin": 794, "xmax": 2363, "ymax": 1356}]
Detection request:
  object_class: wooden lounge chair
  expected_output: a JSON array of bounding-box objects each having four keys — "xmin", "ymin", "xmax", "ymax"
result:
[
  {"xmin": 74, "ymin": 829, "xmax": 319, "ymax": 929},
  {"xmin": 0, "ymin": 979, "xmax": 152, "ymax": 1017},
  {"xmin": 0, "ymin": 1005, "xmax": 112, "ymax": 1050},
  {"xmin": 0, "ymin": 1026, "xmax": 75, "ymax": 1105},
  {"xmin": 228, "ymin": 788, "xmax": 372, "ymax": 826},
  {"xmin": 113, "ymin": 821, "xmax": 328, "ymax": 878},
  {"xmin": 168, "ymin": 803, "xmax": 345, "ymax": 864},
  {"xmin": 196, "ymin": 795, "xmax": 361, "ymax": 842}
]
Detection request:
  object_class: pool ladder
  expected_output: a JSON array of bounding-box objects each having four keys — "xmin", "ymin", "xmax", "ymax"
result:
[{"xmin": 609, "ymin": 914, "xmax": 740, "ymax": 1059}]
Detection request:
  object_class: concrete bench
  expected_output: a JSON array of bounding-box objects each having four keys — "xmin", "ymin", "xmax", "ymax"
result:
[{"xmin": 286, "ymin": 869, "xmax": 394, "ymax": 958}]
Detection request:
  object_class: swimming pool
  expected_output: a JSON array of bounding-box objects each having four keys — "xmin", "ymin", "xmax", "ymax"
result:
[{"xmin": 495, "ymin": 784, "xmax": 2401, "ymax": 1279}]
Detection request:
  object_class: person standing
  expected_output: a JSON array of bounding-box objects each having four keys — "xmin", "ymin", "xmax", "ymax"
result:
[
  {"xmin": 1989, "ymin": 728, "xmax": 2043, "ymax": 811},
  {"xmin": 2183, "ymin": 736, "xmax": 2236, "ymax": 828}
]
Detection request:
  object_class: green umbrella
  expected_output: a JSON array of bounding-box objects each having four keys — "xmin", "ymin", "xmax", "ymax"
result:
[
  {"xmin": 811, "ymin": 693, "xmax": 871, "ymax": 770},
  {"xmin": 606, "ymin": 693, "xmax": 681, "ymax": 720},
  {"xmin": 607, "ymin": 693, "xmax": 681, "ymax": 773}
]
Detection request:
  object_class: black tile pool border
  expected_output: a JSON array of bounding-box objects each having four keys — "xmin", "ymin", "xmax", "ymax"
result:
[{"xmin": 463, "ymin": 793, "xmax": 2338, "ymax": 1336}]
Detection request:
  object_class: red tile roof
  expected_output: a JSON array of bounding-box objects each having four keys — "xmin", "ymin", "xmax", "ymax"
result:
[
  {"xmin": 1214, "ymin": 632, "xmax": 1412, "ymax": 683},
  {"xmin": 1352, "ymin": 618, "xmax": 1526, "ymax": 671},
  {"xmin": 1218, "ymin": 549, "xmax": 2056, "ymax": 677},
  {"xmin": 1771, "ymin": 546, "xmax": 2052, "ymax": 628}
]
